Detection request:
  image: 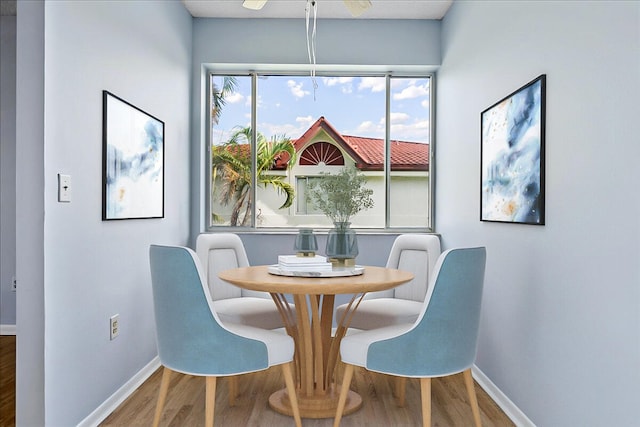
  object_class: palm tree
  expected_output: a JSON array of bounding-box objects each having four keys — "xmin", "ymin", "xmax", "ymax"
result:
[
  {"xmin": 211, "ymin": 76, "xmax": 238, "ymax": 125},
  {"xmin": 211, "ymin": 126, "xmax": 296, "ymax": 226}
]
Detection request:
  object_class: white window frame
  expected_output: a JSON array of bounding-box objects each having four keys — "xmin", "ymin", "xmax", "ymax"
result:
[{"xmin": 205, "ymin": 67, "xmax": 436, "ymax": 232}]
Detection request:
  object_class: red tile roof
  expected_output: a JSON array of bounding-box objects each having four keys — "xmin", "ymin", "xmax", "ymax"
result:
[
  {"xmin": 293, "ymin": 117, "xmax": 429, "ymax": 171},
  {"xmin": 341, "ymin": 135, "xmax": 429, "ymax": 171},
  {"xmin": 217, "ymin": 117, "xmax": 429, "ymax": 172}
]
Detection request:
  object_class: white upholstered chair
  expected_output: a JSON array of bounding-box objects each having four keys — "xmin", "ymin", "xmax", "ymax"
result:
[
  {"xmin": 195, "ymin": 233, "xmax": 287, "ymax": 330},
  {"xmin": 335, "ymin": 234, "xmax": 441, "ymax": 330}
]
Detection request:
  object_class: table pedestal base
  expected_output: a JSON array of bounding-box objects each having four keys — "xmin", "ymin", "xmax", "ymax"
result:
[{"xmin": 268, "ymin": 386, "xmax": 362, "ymax": 419}]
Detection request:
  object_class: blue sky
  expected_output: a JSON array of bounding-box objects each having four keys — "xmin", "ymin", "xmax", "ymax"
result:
[{"xmin": 211, "ymin": 74, "xmax": 431, "ymax": 145}]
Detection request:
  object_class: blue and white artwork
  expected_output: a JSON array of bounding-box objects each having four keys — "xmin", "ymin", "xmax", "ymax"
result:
[
  {"xmin": 103, "ymin": 92, "xmax": 164, "ymax": 220},
  {"xmin": 481, "ymin": 75, "xmax": 545, "ymax": 225}
]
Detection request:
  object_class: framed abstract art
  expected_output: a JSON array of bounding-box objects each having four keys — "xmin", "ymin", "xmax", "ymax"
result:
[
  {"xmin": 480, "ymin": 74, "xmax": 546, "ymax": 225},
  {"xmin": 102, "ymin": 91, "xmax": 164, "ymax": 220}
]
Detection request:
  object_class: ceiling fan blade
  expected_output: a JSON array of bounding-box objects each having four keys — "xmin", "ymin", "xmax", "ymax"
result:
[
  {"xmin": 343, "ymin": 0, "xmax": 372, "ymax": 17},
  {"xmin": 242, "ymin": 0, "xmax": 268, "ymax": 10}
]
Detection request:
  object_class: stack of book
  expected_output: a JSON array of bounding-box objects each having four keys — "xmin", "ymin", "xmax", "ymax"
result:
[{"xmin": 277, "ymin": 255, "xmax": 333, "ymax": 273}]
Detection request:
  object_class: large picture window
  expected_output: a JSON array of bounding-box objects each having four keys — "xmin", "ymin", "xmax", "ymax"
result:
[{"xmin": 207, "ymin": 72, "xmax": 433, "ymax": 230}]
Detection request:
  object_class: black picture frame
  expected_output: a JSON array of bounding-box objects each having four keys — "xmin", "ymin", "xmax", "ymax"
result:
[
  {"xmin": 102, "ymin": 91, "xmax": 164, "ymax": 220},
  {"xmin": 480, "ymin": 74, "xmax": 546, "ymax": 225}
]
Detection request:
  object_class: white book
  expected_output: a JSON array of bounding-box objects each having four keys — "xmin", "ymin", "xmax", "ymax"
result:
[
  {"xmin": 279, "ymin": 260, "xmax": 333, "ymax": 267},
  {"xmin": 278, "ymin": 254, "xmax": 328, "ymax": 265},
  {"xmin": 278, "ymin": 264, "xmax": 334, "ymax": 272}
]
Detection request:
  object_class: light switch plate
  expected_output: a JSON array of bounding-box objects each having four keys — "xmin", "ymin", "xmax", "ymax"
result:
[
  {"xmin": 58, "ymin": 174, "xmax": 71, "ymax": 202},
  {"xmin": 110, "ymin": 314, "xmax": 119, "ymax": 340}
]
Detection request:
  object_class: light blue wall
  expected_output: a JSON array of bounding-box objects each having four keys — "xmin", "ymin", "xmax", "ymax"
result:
[
  {"xmin": 192, "ymin": 18, "xmax": 441, "ymax": 66},
  {"xmin": 16, "ymin": 1, "xmax": 193, "ymax": 425},
  {"xmin": 189, "ymin": 16, "xmax": 442, "ymax": 329},
  {"xmin": 14, "ymin": 2, "xmax": 639, "ymax": 425},
  {"xmin": 189, "ymin": 17, "xmax": 442, "ymax": 244},
  {"xmin": 437, "ymin": 1, "xmax": 640, "ymax": 426}
]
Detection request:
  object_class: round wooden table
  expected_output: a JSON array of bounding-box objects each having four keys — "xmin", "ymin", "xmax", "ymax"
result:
[{"xmin": 218, "ymin": 265, "xmax": 413, "ymax": 419}]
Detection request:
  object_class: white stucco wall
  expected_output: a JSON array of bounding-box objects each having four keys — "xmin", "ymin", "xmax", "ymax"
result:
[{"xmin": 211, "ymin": 138, "xmax": 429, "ymax": 228}]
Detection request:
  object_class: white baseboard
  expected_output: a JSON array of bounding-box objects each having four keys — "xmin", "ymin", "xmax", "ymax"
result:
[
  {"xmin": 78, "ymin": 356, "xmax": 161, "ymax": 427},
  {"xmin": 472, "ymin": 364, "xmax": 535, "ymax": 427},
  {"xmin": 77, "ymin": 357, "xmax": 526, "ymax": 427},
  {"xmin": 0, "ymin": 324, "xmax": 16, "ymax": 335}
]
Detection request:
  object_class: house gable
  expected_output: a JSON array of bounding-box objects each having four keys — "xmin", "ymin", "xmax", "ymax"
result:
[{"xmin": 293, "ymin": 116, "xmax": 429, "ymax": 172}]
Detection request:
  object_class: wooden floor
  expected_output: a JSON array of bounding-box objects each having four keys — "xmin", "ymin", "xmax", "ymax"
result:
[
  {"xmin": 0, "ymin": 336, "xmax": 16, "ymax": 427},
  {"xmin": 102, "ymin": 364, "xmax": 514, "ymax": 426},
  {"xmin": 0, "ymin": 335, "xmax": 514, "ymax": 426}
]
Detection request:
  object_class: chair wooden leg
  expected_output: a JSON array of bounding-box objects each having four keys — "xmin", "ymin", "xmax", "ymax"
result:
[
  {"xmin": 333, "ymin": 364, "xmax": 355, "ymax": 427},
  {"xmin": 228, "ymin": 375, "xmax": 238, "ymax": 406},
  {"xmin": 395, "ymin": 376, "xmax": 407, "ymax": 407},
  {"xmin": 420, "ymin": 377, "xmax": 431, "ymax": 427},
  {"xmin": 463, "ymin": 369, "xmax": 482, "ymax": 427},
  {"xmin": 152, "ymin": 367, "xmax": 172, "ymax": 427},
  {"xmin": 334, "ymin": 358, "xmax": 343, "ymax": 384},
  {"xmin": 282, "ymin": 362, "xmax": 302, "ymax": 427},
  {"xmin": 205, "ymin": 376, "xmax": 217, "ymax": 427}
]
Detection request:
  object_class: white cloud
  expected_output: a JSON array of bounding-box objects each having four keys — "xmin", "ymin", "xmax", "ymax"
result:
[
  {"xmin": 390, "ymin": 112, "xmax": 410, "ymax": 124},
  {"xmin": 358, "ymin": 77, "xmax": 385, "ymax": 93},
  {"xmin": 393, "ymin": 83, "xmax": 429, "ymax": 100},
  {"xmin": 323, "ymin": 77, "xmax": 353, "ymax": 86},
  {"xmin": 226, "ymin": 92, "xmax": 244, "ymax": 104},
  {"xmin": 264, "ymin": 122, "xmax": 305, "ymax": 138},
  {"xmin": 258, "ymin": 116, "xmax": 316, "ymax": 140},
  {"xmin": 390, "ymin": 79, "xmax": 405, "ymax": 89},
  {"xmin": 296, "ymin": 115, "xmax": 314, "ymax": 125},
  {"xmin": 414, "ymin": 120, "xmax": 429, "ymax": 130},
  {"xmin": 287, "ymin": 80, "xmax": 310, "ymax": 99},
  {"xmin": 355, "ymin": 120, "xmax": 379, "ymax": 134},
  {"xmin": 390, "ymin": 119, "xmax": 430, "ymax": 141},
  {"xmin": 354, "ymin": 115, "xmax": 430, "ymax": 141},
  {"xmin": 323, "ymin": 77, "xmax": 353, "ymax": 94}
]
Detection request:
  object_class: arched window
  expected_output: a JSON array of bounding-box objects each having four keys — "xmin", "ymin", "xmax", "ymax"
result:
[{"xmin": 299, "ymin": 142, "xmax": 344, "ymax": 166}]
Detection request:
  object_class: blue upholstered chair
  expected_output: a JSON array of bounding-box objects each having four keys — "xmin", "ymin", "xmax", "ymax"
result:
[
  {"xmin": 196, "ymin": 233, "xmax": 289, "ymax": 329},
  {"xmin": 149, "ymin": 245, "xmax": 301, "ymax": 427},
  {"xmin": 334, "ymin": 234, "xmax": 441, "ymax": 330},
  {"xmin": 334, "ymin": 247, "xmax": 487, "ymax": 427}
]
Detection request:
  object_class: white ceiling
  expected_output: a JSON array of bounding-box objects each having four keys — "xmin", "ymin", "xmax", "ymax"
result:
[
  {"xmin": 182, "ymin": 0, "xmax": 453, "ymax": 20},
  {"xmin": 0, "ymin": 1, "xmax": 452, "ymax": 20}
]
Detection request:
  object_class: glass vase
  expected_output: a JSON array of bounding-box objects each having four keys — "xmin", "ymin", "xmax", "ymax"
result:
[
  {"xmin": 325, "ymin": 221, "xmax": 358, "ymax": 267},
  {"xmin": 294, "ymin": 228, "xmax": 318, "ymax": 257}
]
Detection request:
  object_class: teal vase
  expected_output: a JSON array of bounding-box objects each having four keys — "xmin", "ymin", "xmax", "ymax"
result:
[
  {"xmin": 325, "ymin": 222, "xmax": 358, "ymax": 267},
  {"xmin": 294, "ymin": 228, "xmax": 318, "ymax": 257}
]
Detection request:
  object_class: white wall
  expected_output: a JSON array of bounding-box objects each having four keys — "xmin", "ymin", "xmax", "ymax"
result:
[
  {"xmin": 17, "ymin": 1, "xmax": 193, "ymax": 425},
  {"xmin": 0, "ymin": 16, "xmax": 17, "ymax": 329},
  {"xmin": 437, "ymin": 1, "xmax": 640, "ymax": 426}
]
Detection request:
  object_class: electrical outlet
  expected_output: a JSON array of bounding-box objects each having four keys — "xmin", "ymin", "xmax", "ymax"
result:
[
  {"xmin": 11, "ymin": 276, "xmax": 16, "ymax": 292},
  {"xmin": 110, "ymin": 314, "xmax": 119, "ymax": 340}
]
